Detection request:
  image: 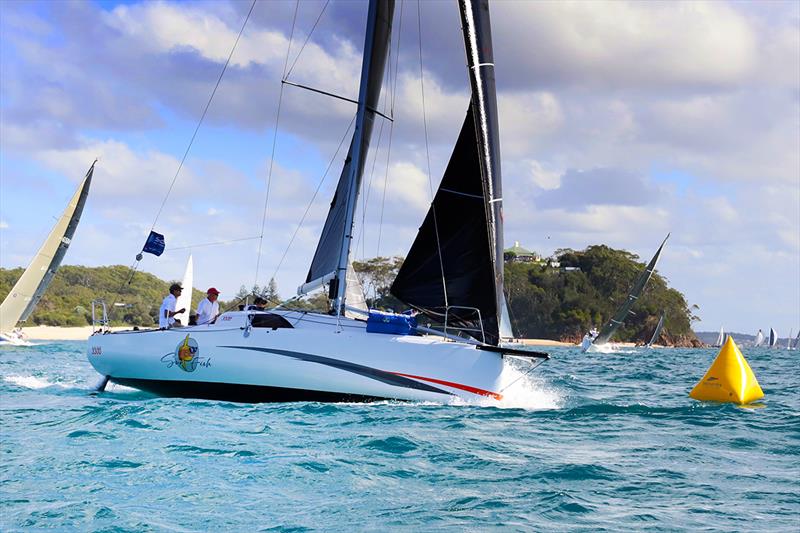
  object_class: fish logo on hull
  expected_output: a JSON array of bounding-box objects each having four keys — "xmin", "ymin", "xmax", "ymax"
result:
[{"xmin": 175, "ymin": 334, "xmax": 199, "ymax": 372}]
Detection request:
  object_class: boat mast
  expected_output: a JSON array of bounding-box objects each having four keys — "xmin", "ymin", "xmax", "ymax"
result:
[
  {"xmin": 458, "ymin": 0, "xmax": 505, "ymax": 336},
  {"xmin": 300, "ymin": 0, "xmax": 393, "ymax": 316}
]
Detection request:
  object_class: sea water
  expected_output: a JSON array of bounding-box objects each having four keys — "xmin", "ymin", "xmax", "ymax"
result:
[{"xmin": 1, "ymin": 341, "xmax": 797, "ymax": 531}]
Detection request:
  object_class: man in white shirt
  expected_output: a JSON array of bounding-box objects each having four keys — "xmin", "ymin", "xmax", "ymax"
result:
[
  {"xmin": 196, "ymin": 287, "xmax": 220, "ymax": 325},
  {"xmin": 159, "ymin": 283, "xmax": 186, "ymax": 329}
]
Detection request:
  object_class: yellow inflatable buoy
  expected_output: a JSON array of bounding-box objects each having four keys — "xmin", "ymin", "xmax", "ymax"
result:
[{"xmin": 690, "ymin": 336, "xmax": 764, "ymax": 404}]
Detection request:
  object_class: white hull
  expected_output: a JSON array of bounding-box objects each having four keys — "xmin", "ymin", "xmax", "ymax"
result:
[
  {"xmin": 0, "ymin": 333, "xmax": 33, "ymax": 346},
  {"xmin": 88, "ymin": 310, "xmax": 506, "ymax": 403},
  {"xmin": 585, "ymin": 342, "xmax": 621, "ymax": 354}
]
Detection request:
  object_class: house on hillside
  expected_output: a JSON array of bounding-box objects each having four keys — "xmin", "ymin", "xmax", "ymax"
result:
[{"xmin": 504, "ymin": 241, "xmax": 540, "ymax": 263}]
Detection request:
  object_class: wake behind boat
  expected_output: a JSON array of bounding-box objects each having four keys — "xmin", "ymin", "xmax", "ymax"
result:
[{"xmin": 87, "ymin": 0, "xmax": 548, "ymax": 403}]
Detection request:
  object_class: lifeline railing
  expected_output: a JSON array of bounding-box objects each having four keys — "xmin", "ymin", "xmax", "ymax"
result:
[
  {"xmin": 91, "ymin": 299, "xmax": 109, "ymax": 334},
  {"xmin": 443, "ymin": 305, "xmax": 485, "ymax": 344}
]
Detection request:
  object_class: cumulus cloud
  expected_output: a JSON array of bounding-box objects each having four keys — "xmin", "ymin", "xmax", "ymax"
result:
[
  {"xmin": 492, "ymin": 1, "xmax": 759, "ymax": 90},
  {"xmin": 536, "ymin": 168, "xmax": 662, "ymax": 209},
  {"xmin": 0, "ymin": 0, "xmax": 797, "ymax": 333}
]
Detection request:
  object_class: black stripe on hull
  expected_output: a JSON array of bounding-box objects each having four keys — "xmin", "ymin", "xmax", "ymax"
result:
[
  {"xmin": 110, "ymin": 377, "xmax": 390, "ymax": 403},
  {"xmin": 219, "ymin": 345, "xmax": 452, "ymax": 395}
]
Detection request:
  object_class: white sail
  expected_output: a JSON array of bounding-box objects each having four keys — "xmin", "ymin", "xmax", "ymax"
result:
[
  {"xmin": 344, "ymin": 259, "xmax": 368, "ymax": 319},
  {"xmin": 787, "ymin": 329, "xmax": 792, "ymax": 350},
  {"xmin": 645, "ymin": 313, "xmax": 665, "ymax": 348},
  {"xmin": 174, "ymin": 255, "xmax": 193, "ymax": 323},
  {"xmin": 0, "ymin": 164, "xmax": 94, "ymax": 336},
  {"xmin": 714, "ymin": 327, "xmax": 724, "ymax": 347},
  {"xmin": 754, "ymin": 329, "xmax": 764, "ymax": 347}
]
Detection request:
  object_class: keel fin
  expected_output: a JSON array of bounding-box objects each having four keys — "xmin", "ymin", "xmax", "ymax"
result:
[{"xmin": 92, "ymin": 375, "xmax": 110, "ymax": 393}]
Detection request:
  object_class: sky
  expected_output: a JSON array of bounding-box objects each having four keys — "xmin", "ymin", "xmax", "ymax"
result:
[{"xmin": 1, "ymin": 0, "xmax": 798, "ymax": 335}]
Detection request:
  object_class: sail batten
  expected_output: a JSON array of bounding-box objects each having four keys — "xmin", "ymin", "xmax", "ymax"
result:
[{"xmin": 0, "ymin": 163, "xmax": 94, "ymax": 333}]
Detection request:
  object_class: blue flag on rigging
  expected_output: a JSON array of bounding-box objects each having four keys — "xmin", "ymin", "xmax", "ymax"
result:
[{"xmin": 142, "ymin": 231, "xmax": 166, "ymax": 256}]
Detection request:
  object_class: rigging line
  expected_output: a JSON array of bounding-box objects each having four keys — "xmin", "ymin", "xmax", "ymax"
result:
[
  {"xmin": 498, "ymin": 358, "xmax": 547, "ymax": 394},
  {"xmin": 269, "ymin": 113, "xmax": 357, "ymax": 282},
  {"xmin": 357, "ymin": 0, "xmax": 398, "ymax": 257},
  {"xmin": 254, "ymin": 0, "xmax": 300, "ymax": 289},
  {"xmin": 377, "ymin": 0, "xmax": 404, "ymax": 257},
  {"xmin": 282, "ymin": 1, "xmax": 301, "ymax": 78},
  {"xmin": 417, "ymin": 0, "xmax": 449, "ymax": 308},
  {"xmin": 284, "ymin": 0, "xmax": 331, "ymax": 80},
  {"xmin": 165, "ymin": 236, "xmax": 261, "ymax": 252},
  {"xmin": 148, "ymin": 0, "xmax": 256, "ymax": 234},
  {"xmin": 109, "ymin": 259, "xmax": 141, "ymax": 312},
  {"xmin": 355, "ymin": 80, "xmax": 389, "ymax": 259}
]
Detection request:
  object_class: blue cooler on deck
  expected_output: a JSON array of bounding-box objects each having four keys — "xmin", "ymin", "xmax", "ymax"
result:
[{"xmin": 366, "ymin": 311, "xmax": 417, "ymax": 335}]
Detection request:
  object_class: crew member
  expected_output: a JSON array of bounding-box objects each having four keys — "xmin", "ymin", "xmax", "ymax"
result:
[
  {"xmin": 196, "ymin": 287, "xmax": 221, "ymax": 325},
  {"xmin": 159, "ymin": 283, "xmax": 186, "ymax": 329}
]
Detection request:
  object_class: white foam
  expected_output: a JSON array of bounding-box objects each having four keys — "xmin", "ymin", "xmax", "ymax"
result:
[
  {"xmin": 445, "ymin": 359, "xmax": 563, "ymax": 410},
  {"xmin": 4, "ymin": 375, "xmax": 60, "ymax": 389}
]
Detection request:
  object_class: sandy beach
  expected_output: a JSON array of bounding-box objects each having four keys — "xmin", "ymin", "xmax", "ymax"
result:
[
  {"xmin": 512, "ymin": 338, "xmax": 575, "ymax": 347},
  {"xmin": 20, "ymin": 326, "xmax": 130, "ymax": 341}
]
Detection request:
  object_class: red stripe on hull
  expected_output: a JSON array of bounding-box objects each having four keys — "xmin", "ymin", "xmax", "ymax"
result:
[{"xmin": 389, "ymin": 372, "xmax": 503, "ymax": 401}]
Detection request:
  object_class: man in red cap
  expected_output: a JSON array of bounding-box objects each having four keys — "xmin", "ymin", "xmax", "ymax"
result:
[{"xmin": 196, "ymin": 287, "xmax": 220, "ymax": 325}]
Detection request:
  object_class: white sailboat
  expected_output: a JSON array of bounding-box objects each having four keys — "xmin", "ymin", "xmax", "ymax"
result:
[
  {"xmin": 0, "ymin": 163, "xmax": 95, "ymax": 345},
  {"xmin": 88, "ymin": 0, "xmax": 548, "ymax": 403},
  {"xmin": 174, "ymin": 255, "xmax": 193, "ymax": 325},
  {"xmin": 645, "ymin": 313, "xmax": 665, "ymax": 348},
  {"xmin": 768, "ymin": 327, "xmax": 777, "ymax": 348},
  {"xmin": 583, "ymin": 234, "xmax": 670, "ymax": 353},
  {"xmin": 786, "ymin": 329, "xmax": 792, "ymax": 350},
  {"xmin": 714, "ymin": 326, "xmax": 725, "ymax": 347},
  {"xmin": 753, "ymin": 329, "xmax": 764, "ymax": 347}
]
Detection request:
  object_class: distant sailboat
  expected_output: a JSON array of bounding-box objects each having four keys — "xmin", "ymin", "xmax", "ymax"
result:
[
  {"xmin": 645, "ymin": 313, "xmax": 665, "ymax": 348},
  {"xmin": 0, "ymin": 163, "xmax": 95, "ymax": 344},
  {"xmin": 714, "ymin": 327, "xmax": 725, "ymax": 347},
  {"xmin": 768, "ymin": 327, "xmax": 778, "ymax": 348},
  {"xmin": 787, "ymin": 329, "xmax": 793, "ymax": 350},
  {"xmin": 584, "ymin": 234, "xmax": 669, "ymax": 352},
  {"xmin": 174, "ymin": 255, "xmax": 193, "ymax": 325},
  {"xmin": 792, "ymin": 330, "xmax": 800, "ymax": 350},
  {"xmin": 753, "ymin": 329, "xmax": 764, "ymax": 347}
]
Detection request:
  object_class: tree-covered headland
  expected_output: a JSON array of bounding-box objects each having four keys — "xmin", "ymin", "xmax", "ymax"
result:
[{"xmin": 505, "ymin": 245, "xmax": 699, "ymax": 345}]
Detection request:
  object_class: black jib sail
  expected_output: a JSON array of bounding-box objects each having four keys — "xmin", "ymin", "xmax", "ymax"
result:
[
  {"xmin": 391, "ymin": 0, "xmax": 506, "ymax": 345},
  {"xmin": 303, "ymin": 0, "xmax": 394, "ymax": 314},
  {"xmin": 592, "ymin": 234, "xmax": 670, "ymax": 347}
]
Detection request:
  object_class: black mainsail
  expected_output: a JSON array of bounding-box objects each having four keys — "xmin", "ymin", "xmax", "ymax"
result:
[
  {"xmin": 592, "ymin": 234, "xmax": 670, "ymax": 347},
  {"xmin": 391, "ymin": 0, "xmax": 506, "ymax": 345},
  {"xmin": 302, "ymin": 0, "xmax": 394, "ymax": 315}
]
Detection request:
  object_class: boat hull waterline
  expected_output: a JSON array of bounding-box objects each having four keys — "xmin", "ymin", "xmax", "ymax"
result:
[{"xmin": 88, "ymin": 311, "xmax": 507, "ymax": 403}]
